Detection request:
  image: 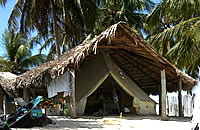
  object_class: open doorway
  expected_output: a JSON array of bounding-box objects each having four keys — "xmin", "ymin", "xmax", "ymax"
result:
[{"xmin": 84, "ymin": 76, "xmax": 136, "ymax": 116}]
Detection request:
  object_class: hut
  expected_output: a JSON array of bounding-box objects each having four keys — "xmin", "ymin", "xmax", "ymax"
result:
[
  {"xmin": 13, "ymin": 22, "xmax": 197, "ymax": 119},
  {"xmin": 0, "ymin": 72, "xmax": 17, "ymax": 114}
]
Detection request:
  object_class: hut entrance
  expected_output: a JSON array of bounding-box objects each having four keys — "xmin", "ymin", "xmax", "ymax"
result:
[{"xmin": 84, "ymin": 76, "xmax": 135, "ymax": 116}]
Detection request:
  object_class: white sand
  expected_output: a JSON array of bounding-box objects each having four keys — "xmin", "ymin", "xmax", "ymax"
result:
[{"xmin": 11, "ymin": 116, "xmax": 193, "ymax": 130}]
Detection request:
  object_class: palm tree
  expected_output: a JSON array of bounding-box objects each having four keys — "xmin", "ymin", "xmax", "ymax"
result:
[
  {"xmin": 93, "ymin": 0, "xmax": 154, "ymax": 34},
  {"xmin": 7, "ymin": 0, "xmax": 97, "ymax": 57},
  {"xmin": 36, "ymin": 0, "xmax": 154, "ymax": 59},
  {"xmin": 6, "ymin": 0, "xmax": 155, "ymax": 59},
  {"xmin": 0, "ymin": 30, "xmax": 46, "ymax": 75},
  {"xmin": 146, "ymin": 0, "xmax": 200, "ymax": 78}
]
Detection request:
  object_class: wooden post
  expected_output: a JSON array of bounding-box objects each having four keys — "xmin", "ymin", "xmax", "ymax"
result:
[
  {"xmin": 23, "ymin": 87, "xmax": 28, "ymax": 101},
  {"xmin": 29, "ymin": 88, "xmax": 35, "ymax": 98},
  {"xmin": 69, "ymin": 70, "xmax": 76, "ymax": 118},
  {"xmin": 161, "ymin": 69, "xmax": 167, "ymax": 120},
  {"xmin": 178, "ymin": 79, "xmax": 183, "ymax": 117},
  {"xmin": 3, "ymin": 95, "xmax": 7, "ymax": 115}
]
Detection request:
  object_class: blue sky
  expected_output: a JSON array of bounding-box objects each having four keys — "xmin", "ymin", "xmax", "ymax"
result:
[
  {"xmin": 0, "ymin": 0, "xmax": 42, "ymax": 56},
  {"xmin": 0, "ymin": 0, "xmax": 162, "ymax": 56},
  {"xmin": 0, "ymin": 0, "xmax": 16, "ymax": 56},
  {"xmin": 0, "ymin": 1, "xmax": 16, "ymax": 37}
]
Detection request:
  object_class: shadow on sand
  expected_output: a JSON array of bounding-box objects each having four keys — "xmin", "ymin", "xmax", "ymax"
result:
[
  {"xmin": 43, "ymin": 116, "xmax": 103, "ymax": 130},
  {"xmin": 79, "ymin": 115, "xmax": 191, "ymax": 122}
]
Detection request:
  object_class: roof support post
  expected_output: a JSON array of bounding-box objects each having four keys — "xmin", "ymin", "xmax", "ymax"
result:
[
  {"xmin": 178, "ymin": 79, "xmax": 183, "ymax": 117},
  {"xmin": 69, "ymin": 69, "xmax": 76, "ymax": 118},
  {"xmin": 161, "ymin": 69, "xmax": 168, "ymax": 120},
  {"xmin": 3, "ymin": 95, "xmax": 7, "ymax": 115},
  {"xmin": 29, "ymin": 88, "xmax": 35, "ymax": 98},
  {"xmin": 23, "ymin": 87, "xmax": 28, "ymax": 101}
]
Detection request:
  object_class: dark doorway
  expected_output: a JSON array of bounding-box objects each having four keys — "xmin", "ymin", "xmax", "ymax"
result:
[{"xmin": 84, "ymin": 76, "xmax": 135, "ymax": 116}]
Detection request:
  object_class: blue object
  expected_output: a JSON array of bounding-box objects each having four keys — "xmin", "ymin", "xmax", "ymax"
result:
[
  {"xmin": 31, "ymin": 96, "xmax": 43, "ymax": 108},
  {"xmin": 31, "ymin": 107, "xmax": 43, "ymax": 118},
  {"xmin": 15, "ymin": 96, "xmax": 43, "ymax": 121}
]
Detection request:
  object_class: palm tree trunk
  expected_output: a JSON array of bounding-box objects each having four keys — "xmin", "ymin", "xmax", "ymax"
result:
[{"xmin": 51, "ymin": 0, "xmax": 61, "ymax": 57}]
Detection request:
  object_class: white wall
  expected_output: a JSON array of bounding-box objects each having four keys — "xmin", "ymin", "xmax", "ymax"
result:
[{"xmin": 133, "ymin": 97, "xmax": 156, "ymax": 115}]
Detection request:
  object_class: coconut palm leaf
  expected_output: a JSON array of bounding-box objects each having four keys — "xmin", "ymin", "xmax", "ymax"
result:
[
  {"xmin": 146, "ymin": 0, "xmax": 200, "ymax": 79},
  {"xmin": 148, "ymin": 16, "xmax": 200, "ymax": 45},
  {"xmin": 93, "ymin": 0, "xmax": 154, "ymax": 35},
  {"xmin": 46, "ymin": 43, "xmax": 56, "ymax": 61},
  {"xmin": 19, "ymin": 54, "xmax": 46, "ymax": 68},
  {"xmin": 0, "ymin": 0, "xmax": 7, "ymax": 7},
  {"xmin": 0, "ymin": 30, "xmax": 46, "ymax": 75},
  {"xmin": 7, "ymin": 0, "xmax": 98, "ymax": 57},
  {"xmin": 39, "ymin": 36, "xmax": 54, "ymax": 54}
]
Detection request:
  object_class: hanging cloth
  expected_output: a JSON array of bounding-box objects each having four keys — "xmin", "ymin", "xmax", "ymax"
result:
[{"xmin": 48, "ymin": 72, "xmax": 70, "ymax": 98}]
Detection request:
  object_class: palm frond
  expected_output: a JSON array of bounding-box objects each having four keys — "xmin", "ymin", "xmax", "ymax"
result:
[
  {"xmin": 0, "ymin": 0, "xmax": 7, "ymax": 7},
  {"xmin": 39, "ymin": 36, "xmax": 54, "ymax": 54},
  {"xmin": 148, "ymin": 16, "xmax": 200, "ymax": 45},
  {"xmin": 19, "ymin": 54, "xmax": 47, "ymax": 68},
  {"xmin": 0, "ymin": 57, "xmax": 12, "ymax": 72},
  {"xmin": 47, "ymin": 43, "xmax": 56, "ymax": 61},
  {"xmin": 0, "ymin": 30, "xmax": 46, "ymax": 75},
  {"xmin": 8, "ymin": 0, "xmax": 23, "ymax": 31}
]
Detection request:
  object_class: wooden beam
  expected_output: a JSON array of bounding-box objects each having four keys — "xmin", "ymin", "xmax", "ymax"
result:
[
  {"xmin": 120, "ymin": 50, "xmax": 161, "ymax": 77},
  {"xmin": 69, "ymin": 70, "xmax": 76, "ymax": 118},
  {"xmin": 108, "ymin": 46, "xmax": 167, "ymax": 74},
  {"xmin": 123, "ymin": 49, "xmax": 175, "ymax": 77},
  {"xmin": 121, "ymin": 29, "xmax": 163, "ymax": 67},
  {"xmin": 125, "ymin": 50, "xmax": 163, "ymax": 69},
  {"xmin": 101, "ymin": 40, "xmax": 140, "ymax": 48},
  {"xmin": 99, "ymin": 44, "xmax": 155, "ymax": 61},
  {"xmin": 140, "ymin": 84, "xmax": 159, "ymax": 88},
  {"xmin": 178, "ymin": 79, "xmax": 183, "ymax": 117},
  {"xmin": 168, "ymin": 78, "xmax": 179, "ymax": 83},
  {"xmin": 121, "ymin": 27, "xmax": 177, "ymax": 77},
  {"xmin": 23, "ymin": 87, "xmax": 28, "ymax": 101},
  {"xmin": 33, "ymin": 88, "xmax": 46, "ymax": 91},
  {"xmin": 98, "ymin": 45, "xmax": 138, "ymax": 52},
  {"xmin": 29, "ymin": 88, "xmax": 35, "ymax": 97},
  {"xmin": 161, "ymin": 69, "xmax": 168, "ymax": 120},
  {"xmin": 119, "ymin": 51, "xmax": 160, "ymax": 85}
]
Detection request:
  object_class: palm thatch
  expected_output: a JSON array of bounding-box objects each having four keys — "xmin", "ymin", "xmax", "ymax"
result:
[
  {"xmin": 15, "ymin": 22, "xmax": 197, "ymax": 95},
  {"xmin": 0, "ymin": 72, "xmax": 18, "ymax": 97}
]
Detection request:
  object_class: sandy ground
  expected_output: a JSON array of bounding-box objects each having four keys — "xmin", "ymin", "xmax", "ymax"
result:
[{"xmin": 11, "ymin": 116, "xmax": 193, "ymax": 130}]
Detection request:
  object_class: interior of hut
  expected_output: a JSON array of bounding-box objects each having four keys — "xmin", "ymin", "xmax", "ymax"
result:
[{"xmin": 85, "ymin": 76, "xmax": 136, "ymax": 116}]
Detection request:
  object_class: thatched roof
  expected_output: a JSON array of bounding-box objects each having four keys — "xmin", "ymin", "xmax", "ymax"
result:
[
  {"xmin": 0, "ymin": 72, "xmax": 17, "ymax": 97},
  {"xmin": 15, "ymin": 22, "xmax": 197, "ymax": 95}
]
